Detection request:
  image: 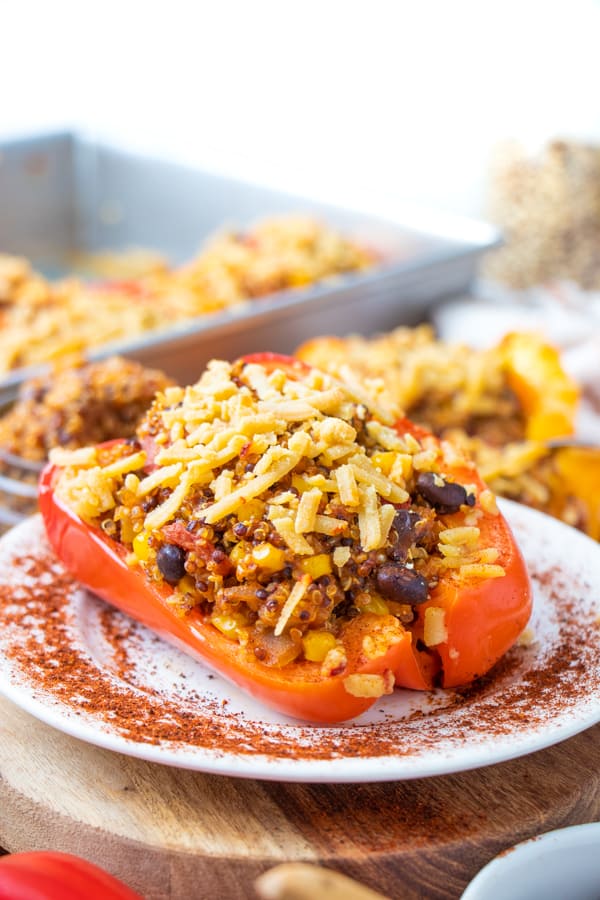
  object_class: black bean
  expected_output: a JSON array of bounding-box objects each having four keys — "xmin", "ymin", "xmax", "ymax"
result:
[
  {"xmin": 156, "ymin": 543, "xmax": 187, "ymax": 584},
  {"xmin": 416, "ymin": 472, "xmax": 469, "ymax": 514},
  {"xmin": 233, "ymin": 522, "xmax": 247, "ymax": 538},
  {"xmin": 376, "ymin": 565, "xmax": 429, "ymax": 605},
  {"xmin": 256, "ymin": 588, "xmax": 268, "ymax": 600}
]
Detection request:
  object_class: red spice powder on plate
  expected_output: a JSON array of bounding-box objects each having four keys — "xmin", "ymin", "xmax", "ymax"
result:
[{"xmin": 0, "ymin": 512, "xmax": 598, "ymax": 767}]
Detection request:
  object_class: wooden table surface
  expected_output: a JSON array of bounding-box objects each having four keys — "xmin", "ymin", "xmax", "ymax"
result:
[{"xmin": 1, "ymin": 696, "xmax": 599, "ymax": 899}]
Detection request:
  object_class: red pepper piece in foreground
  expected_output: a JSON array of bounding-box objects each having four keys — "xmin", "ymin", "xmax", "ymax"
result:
[
  {"xmin": 39, "ymin": 355, "xmax": 532, "ymax": 723},
  {"xmin": 0, "ymin": 851, "xmax": 142, "ymax": 900}
]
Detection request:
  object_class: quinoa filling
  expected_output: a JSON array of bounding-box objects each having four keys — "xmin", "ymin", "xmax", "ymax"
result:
[{"xmin": 51, "ymin": 358, "xmax": 505, "ymax": 673}]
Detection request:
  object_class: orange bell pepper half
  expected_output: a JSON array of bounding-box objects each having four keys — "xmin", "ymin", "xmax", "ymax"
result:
[
  {"xmin": 499, "ymin": 332, "xmax": 580, "ymax": 441},
  {"xmin": 39, "ymin": 355, "xmax": 532, "ymax": 723}
]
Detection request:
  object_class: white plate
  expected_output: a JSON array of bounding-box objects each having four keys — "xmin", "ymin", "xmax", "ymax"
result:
[
  {"xmin": 0, "ymin": 500, "xmax": 599, "ymax": 783},
  {"xmin": 461, "ymin": 822, "xmax": 600, "ymax": 900}
]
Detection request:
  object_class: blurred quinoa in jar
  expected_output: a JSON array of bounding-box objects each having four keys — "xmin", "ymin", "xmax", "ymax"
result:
[{"xmin": 483, "ymin": 139, "xmax": 600, "ymax": 289}]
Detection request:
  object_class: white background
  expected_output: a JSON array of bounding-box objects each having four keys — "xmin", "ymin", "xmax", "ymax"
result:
[{"xmin": 2, "ymin": 0, "xmax": 600, "ymax": 217}]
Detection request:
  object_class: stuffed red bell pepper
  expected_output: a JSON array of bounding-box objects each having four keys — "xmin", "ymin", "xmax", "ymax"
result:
[{"xmin": 39, "ymin": 353, "xmax": 532, "ymax": 723}]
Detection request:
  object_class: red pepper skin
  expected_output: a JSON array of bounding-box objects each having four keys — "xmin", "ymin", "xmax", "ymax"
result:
[
  {"xmin": 38, "ymin": 356, "xmax": 532, "ymax": 723},
  {"xmin": 242, "ymin": 351, "xmax": 312, "ymax": 377},
  {"xmin": 94, "ymin": 279, "xmax": 148, "ymax": 299},
  {"xmin": 0, "ymin": 851, "xmax": 142, "ymax": 899},
  {"xmin": 393, "ymin": 417, "xmax": 533, "ymax": 688}
]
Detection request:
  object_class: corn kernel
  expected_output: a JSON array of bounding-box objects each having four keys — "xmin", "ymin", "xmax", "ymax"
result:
[
  {"xmin": 356, "ymin": 593, "xmax": 389, "ymax": 616},
  {"xmin": 132, "ymin": 531, "xmax": 151, "ymax": 561},
  {"xmin": 229, "ymin": 543, "xmax": 248, "ymax": 566},
  {"xmin": 370, "ymin": 451, "xmax": 396, "ymax": 476},
  {"xmin": 211, "ymin": 612, "xmax": 248, "ymax": 641},
  {"xmin": 236, "ymin": 499, "xmax": 265, "ymax": 522},
  {"xmin": 177, "ymin": 575, "xmax": 196, "ymax": 595},
  {"xmin": 300, "ymin": 553, "xmax": 333, "ymax": 579},
  {"xmin": 302, "ymin": 630, "xmax": 338, "ymax": 662},
  {"xmin": 252, "ymin": 542, "xmax": 286, "ymax": 573}
]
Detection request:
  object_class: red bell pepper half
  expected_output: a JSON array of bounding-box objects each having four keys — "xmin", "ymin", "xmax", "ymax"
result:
[
  {"xmin": 39, "ymin": 355, "xmax": 532, "ymax": 723},
  {"xmin": 0, "ymin": 851, "xmax": 142, "ymax": 900}
]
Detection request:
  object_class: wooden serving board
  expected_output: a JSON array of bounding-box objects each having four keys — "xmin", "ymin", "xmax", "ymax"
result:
[{"xmin": 1, "ymin": 697, "xmax": 599, "ymax": 900}]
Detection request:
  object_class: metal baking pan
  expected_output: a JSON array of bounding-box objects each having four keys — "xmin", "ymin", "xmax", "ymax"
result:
[{"xmin": 0, "ymin": 131, "xmax": 499, "ymax": 393}]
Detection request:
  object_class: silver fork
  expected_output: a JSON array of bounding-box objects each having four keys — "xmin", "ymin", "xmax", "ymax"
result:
[{"xmin": 0, "ymin": 449, "xmax": 43, "ymax": 528}]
